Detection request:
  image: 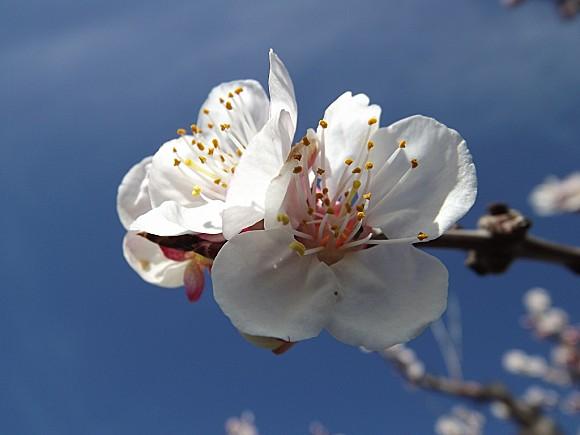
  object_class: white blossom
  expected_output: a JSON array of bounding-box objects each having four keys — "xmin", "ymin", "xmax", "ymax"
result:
[
  {"xmin": 523, "ymin": 287, "xmax": 551, "ymax": 314},
  {"xmin": 212, "ymin": 94, "xmax": 476, "ymax": 350},
  {"xmin": 529, "ymin": 172, "xmax": 580, "ymax": 215}
]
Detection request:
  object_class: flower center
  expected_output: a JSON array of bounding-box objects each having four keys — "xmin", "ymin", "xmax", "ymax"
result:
[{"xmin": 171, "ymin": 86, "xmax": 258, "ymax": 200}]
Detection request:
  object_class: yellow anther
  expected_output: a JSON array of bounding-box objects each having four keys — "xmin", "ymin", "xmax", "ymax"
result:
[
  {"xmin": 212, "ymin": 138, "xmax": 219, "ymax": 148},
  {"xmin": 292, "ymin": 153, "xmax": 302, "ymax": 161},
  {"xmin": 220, "ymin": 123, "xmax": 230, "ymax": 131},
  {"xmin": 173, "ymin": 158, "xmax": 181, "ymax": 166},
  {"xmin": 319, "ymin": 119, "xmax": 328, "ymax": 129},
  {"xmin": 213, "ymin": 178, "xmax": 222, "ymax": 185},
  {"xmin": 356, "ymin": 204, "xmax": 365, "ymax": 212},
  {"xmin": 221, "ymin": 182, "xmax": 228, "ymax": 189},
  {"xmin": 307, "ymin": 207, "xmax": 314, "ymax": 215},
  {"xmin": 172, "ymin": 147, "xmax": 177, "ymax": 153},
  {"xmin": 368, "ymin": 117, "xmax": 378, "ymax": 126},
  {"xmin": 289, "ymin": 240, "xmax": 306, "ymax": 256},
  {"xmin": 367, "ymin": 140, "xmax": 375, "ymax": 150},
  {"xmin": 203, "ymin": 108, "xmax": 210, "ymax": 115},
  {"xmin": 199, "ymin": 156, "xmax": 207, "ymax": 164},
  {"xmin": 184, "ymin": 159, "xmax": 193, "ymax": 166},
  {"xmin": 176, "ymin": 128, "xmax": 186, "ymax": 136},
  {"xmin": 190, "ymin": 124, "xmax": 199, "ymax": 133},
  {"xmin": 357, "ymin": 211, "xmax": 366, "ymax": 221},
  {"xmin": 417, "ymin": 232, "xmax": 429, "ymax": 241},
  {"xmin": 228, "ymin": 92, "xmax": 234, "ymax": 98},
  {"xmin": 326, "ymin": 207, "xmax": 335, "ymax": 215},
  {"xmin": 363, "ymin": 192, "xmax": 372, "ymax": 200},
  {"xmin": 352, "ymin": 167, "xmax": 362, "ymax": 174},
  {"xmin": 302, "ymin": 136, "xmax": 310, "ymax": 145},
  {"xmin": 207, "ymin": 123, "xmax": 214, "ymax": 129},
  {"xmin": 225, "ymin": 101, "xmax": 233, "ymax": 110},
  {"xmin": 208, "ymin": 148, "xmax": 215, "ymax": 156},
  {"xmin": 191, "ymin": 185, "xmax": 202, "ymax": 196},
  {"xmin": 316, "ymin": 168, "xmax": 325, "ymax": 175},
  {"xmin": 352, "ymin": 180, "xmax": 362, "ymax": 189},
  {"xmin": 219, "ymin": 97, "xmax": 225, "ymax": 103},
  {"xmin": 197, "ymin": 142, "xmax": 205, "ymax": 151},
  {"xmin": 235, "ymin": 87, "xmax": 243, "ymax": 94},
  {"xmin": 276, "ymin": 213, "xmax": 290, "ymax": 225},
  {"xmin": 365, "ymin": 161, "xmax": 374, "ymax": 170},
  {"xmin": 411, "ymin": 159, "xmax": 419, "ymax": 169},
  {"xmin": 322, "ymin": 187, "xmax": 329, "ymax": 195},
  {"xmin": 236, "ymin": 149, "xmax": 243, "ymax": 157},
  {"xmin": 344, "ymin": 158, "xmax": 354, "ymax": 166},
  {"xmin": 399, "ymin": 140, "xmax": 407, "ymax": 148},
  {"xmin": 293, "ymin": 166, "xmax": 303, "ymax": 174},
  {"xmin": 219, "ymin": 155, "xmax": 226, "ymax": 163}
]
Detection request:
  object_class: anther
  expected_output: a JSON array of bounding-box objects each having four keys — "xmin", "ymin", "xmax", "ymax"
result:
[
  {"xmin": 293, "ymin": 153, "xmax": 302, "ymax": 161},
  {"xmin": 363, "ymin": 192, "xmax": 372, "ymax": 200},
  {"xmin": 221, "ymin": 182, "xmax": 228, "ymax": 189},
  {"xmin": 293, "ymin": 166, "xmax": 303, "ymax": 174},
  {"xmin": 417, "ymin": 232, "xmax": 428, "ymax": 241},
  {"xmin": 411, "ymin": 159, "xmax": 419, "ymax": 168},
  {"xmin": 357, "ymin": 211, "xmax": 366, "ymax": 221},
  {"xmin": 352, "ymin": 180, "xmax": 362, "ymax": 189},
  {"xmin": 212, "ymin": 138, "xmax": 219, "ymax": 148},
  {"xmin": 352, "ymin": 167, "xmax": 362, "ymax": 174},
  {"xmin": 368, "ymin": 117, "xmax": 378, "ymax": 125},
  {"xmin": 213, "ymin": 178, "xmax": 222, "ymax": 185},
  {"xmin": 228, "ymin": 92, "xmax": 234, "ymax": 98},
  {"xmin": 172, "ymin": 147, "xmax": 177, "ymax": 153},
  {"xmin": 176, "ymin": 128, "xmax": 186, "ymax": 136},
  {"xmin": 191, "ymin": 185, "xmax": 202, "ymax": 196},
  {"xmin": 173, "ymin": 158, "xmax": 181, "ymax": 166},
  {"xmin": 184, "ymin": 159, "xmax": 193, "ymax": 166},
  {"xmin": 235, "ymin": 87, "xmax": 243, "ymax": 94},
  {"xmin": 236, "ymin": 149, "xmax": 243, "ymax": 157},
  {"xmin": 316, "ymin": 168, "xmax": 325, "ymax": 175},
  {"xmin": 219, "ymin": 98, "xmax": 225, "ymax": 104},
  {"xmin": 315, "ymin": 193, "xmax": 324, "ymax": 200},
  {"xmin": 190, "ymin": 124, "xmax": 199, "ymax": 133},
  {"xmin": 344, "ymin": 158, "xmax": 354, "ymax": 166},
  {"xmin": 322, "ymin": 187, "xmax": 329, "ymax": 194},
  {"xmin": 319, "ymin": 120, "xmax": 328, "ymax": 129},
  {"xmin": 199, "ymin": 156, "xmax": 207, "ymax": 164},
  {"xmin": 289, "ymin": 240, "xmax": 306, "ymax": 256},
  {"xmin": 326, "ymin": 207, "xmax": 335, "ymax": 215},
  {"xmin": 196, "ymin": 142, "xmax": 205, "ymax": 151},
  {"xmin": 399, "ymin": 140, "xmax": 407, "ymax": 148},
  {"xmin": 324, "ymin": 198, "xmax": 331, "ymax": 206},
  {"xmin": 307, "ymin": 207, "xmax": 314, "ymax": 215},
  {"xmin": 276, "ymin": 213, "xmax": 290, "ymax": 225},
  {"xmin": 225, "ymin": 101, "xmax": 233, "ymax": 110},
  {"xmin": 207, "ymin": 123, "xmax": 214, "ymax": 129},
  {"xmin": 203, "ymin": 109, "xmax": 210, "ymax": 115},
  {"xmin": 220, "ymin": 123, "xmax": 230, "ymax": 131},
  {"xmin": 365, "ymin": 161, "xmax": 374, "ymax": 170},
  {"xmin": 302, "ymin": 136, "xmax": 310, "ymax": 145},
  {"xmin": 367, "ymin": 141, "xmax": 375, "ymax": 150}
]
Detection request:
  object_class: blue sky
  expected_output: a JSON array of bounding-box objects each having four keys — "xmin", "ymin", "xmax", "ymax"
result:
[{"xmin": 1, "ymin": 0, "xmax": 579, "ymax": 433}]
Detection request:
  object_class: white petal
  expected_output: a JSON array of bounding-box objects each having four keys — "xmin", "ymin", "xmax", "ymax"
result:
[
  {"xmin": 212, "ymin": 229, "xmax": 339, "ymax": 342},
  {"xmin": 148, "ymin": 138, "xmax": 211, "ymax": 208},
  {"xmin": 365, "ymin": 115, "xmax": 477, "ymax": 240},
  {"xmin": 317, "ymin": 91, "xmax": 381, "ymax": 196},
  {"xmin": 222, "ymin": 110, "xmax": 293, "ymax": 239},
  {"xmin": 197, "ymin": 79, "xmax": 269, "ymax": 145},
  {"xmin": 130, "ymin": 200, "xmax": 224, "ymax": 236},
  {"xmin": 268, "ymin": 49, "xmax": 297, "ymax": 133},
  {"xmin": 123, "ymin": 232, "xmax": 187, "ymax": 287},
  {"xmin": 327, "ymin": 244, "xmax": 448, "ymax": 350},
  {"xmin": 117, "ymin": 156, "xmax": 152, "ymax": 229}
]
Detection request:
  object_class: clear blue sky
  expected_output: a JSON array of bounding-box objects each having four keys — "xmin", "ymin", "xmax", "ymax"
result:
[{"xmin": 1, "ymin": 1, "xmax": 579, "ymax": 433}]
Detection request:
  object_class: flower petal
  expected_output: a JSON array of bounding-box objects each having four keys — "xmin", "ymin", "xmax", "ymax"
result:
[
  {"xmin": 123, "ymin": 232, "xmax": 187, "ymax": 287},
  {"xmin": 268, "ymin": 49, "xmax": 297, "ymax": 132},
  {"xmin": 197, "ymin": 79, "xmax": 269, "ymax": 146},
  {"xmin": 222, "ymin": 110, "xmax": 293, "ymax": 239},
  {"xmin": 317, "ymin": 91, "xmax": 381, "ymax": 196},
  {"xmin": 184, "ymin": 260, "xmax": 205, "ymax": 302},
  {"xmin": 117, "ymin": 156, "xmax": 152, "ymax": 229},
  {"xmin": 365, "ymin": 115, "xmax": 477, "ymax": 240},
  {"xmin": 130, "ymin": 200, "xmax": 224, "ymax": 236},
  {"xmin": 327, "ymin": 243, "xmax": 448, "ymax": 350},
  {"xmin": 212, "ymin": 229, "xmax": 339, "ymax": 342}
]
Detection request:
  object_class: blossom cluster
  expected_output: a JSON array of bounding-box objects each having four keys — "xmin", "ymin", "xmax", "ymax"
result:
[
  {"xmin": 117, "ymin": 50, "xmax": 477, "ymax": 351},
  {"xmin": 435, "ymin": 406, "xmax": 485, "ymax": 435},
  {"xmin": 529, "ymin": 172, "xmax": 580, "ymax": 216}
]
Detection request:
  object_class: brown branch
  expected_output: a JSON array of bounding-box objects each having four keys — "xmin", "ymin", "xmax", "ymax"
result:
[
  {"xmin": 389, "ymin": 358, "xmax": 563, "ymax": 435},
  {"xmin": 421, "ymin": 229, "xmax": 580, "ymax": 275}
]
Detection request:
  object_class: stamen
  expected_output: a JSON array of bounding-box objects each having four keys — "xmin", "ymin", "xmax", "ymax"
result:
[
  {"xmin": 176, "ymin": 128, "xmax": 186, "ymax": 136},
  {"xmin": 199, "ymin": 156, "xmax": 207, "ymax": 164},
  {"xmin": 411, "ymin": 159, "xmax": 419, "ymax": 168},
  {"xmin": 276, "ymin": 213, "xmax": 290, "ymax": 225},
  {"xmin": 235, "ymin": 87, "xmax": 243, "ymax": 94},
  {"xmin": 293, "ymin": 166, "xmax": 303, "ymax": 174},
  {"xmin": 191, "ymin": 185, "xmax": 202, "ymax": 196},
  {"xmin": 225, "ymin": 101, "xmax": 233, "ymax": 110},
  {"xmin": 367, "ymin": 141, "xmax": 374, "ymax": 150},
  {"xmin": 316, "ymin": 168, "xmax": 325, "ymax": 175},
  {"xmin": 363, "ymin": 192, "xmax": 372, "ymax": 200},
  {"xmin": 173, "ymin": 158, "xmax": 181, "ymax": 166},
  {"xmin": 344, "ymin": 158, "xmax": 354, "ymax": 166},
  {"xmin": 302, "ymin": 136, "xmax": 310, "ymax": 145},
  {"xmin": 203, "ymin": 109, "xmax": 210, "ymax": 115},
  {"xmin": 368, "ymin": 117, "xmax": 378, "ymax": 125},
  {"xmin": 289, "ymin": 241, "xmax": 306, "ymax": 256},
  {"xmin": 356, "ymin": 211, "xmax": 365, "ymax": 221},
  {"xmin": 212, "ymin": 138, "xmax": 219, "ymax": 148},
  {"xmin": 417, "ymin": 232, "xmax": 429, "ymax": 241},
  {"xmin": 352, "ymin": 167, "xmax": 362, "ymax": 174},
  {"xmin": 319, "ymin": 120, "xmax": 328, "ymax": 129},
  {"xmin": 365, "ymin": 161, "xmax": 374, "ymax": 170},
  {"xmin": 197, "ymin": 142, "xmax": 205, "ymax": 151}
]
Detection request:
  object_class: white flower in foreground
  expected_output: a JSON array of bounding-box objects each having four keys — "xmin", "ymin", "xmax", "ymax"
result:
[
  {"xmin": 117, "ymin": 157, "xmax": 209, "ymax": 300},
  {"xmin": 130, "ymin": 49, "xmax": 297, "ymax": 239},
  {"xmin": 213, "ymin": 93, "xmax": 477, "ymax": 350},
  {"xmin": 529, "ymin": 172, "xmax": 580, "ymax": 215}
]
